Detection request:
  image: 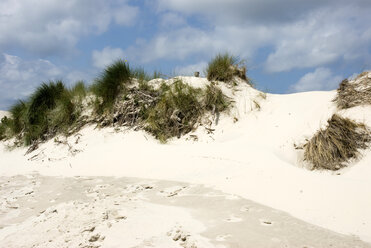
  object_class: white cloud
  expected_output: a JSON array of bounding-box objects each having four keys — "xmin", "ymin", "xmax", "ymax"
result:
[
  {"xmin": 175, "ymin": 61, "xmax": 207, "ymax": 76},
  {"xmin": 0, "ymin": 0, "xmax": 138, "ymax": 56},
  {"xmin": 159, "ymin": 12, "xmax": 186, "ymax": 28},
  {"xmin": 113, "ymin": 4, "xmax": 139, "ymax": 26},
  {"xmin": 65, "ymin": 70, "xmax": 92, "ymax": 84},
  {"xmin": 0, "ymin": 53, "xmax": 64, "ymax": 108},
  {"xmin": 136, "ymin": 0, "xmax": 371, "ymax": 73},
  {"xmin": 92, "ymin": 47, "xmax": 126, "ymax": 69},
  {"xmin": 265, "ymin": 6, "xmax": 371, "ymax": 72},
  {"xmin": 290, "ymin": 67, "xmax": 343, "ymax": 92},
  {"xmin": 156, "ymin": 0, "xmax": 371, "ymax": 24},
  {"xmin": 0, "ymin": 53, "xmax": 92, "ymax": 110},
  {"xmin": 125, "ymin": 25, "xmax": 272, "ymax": 63}
]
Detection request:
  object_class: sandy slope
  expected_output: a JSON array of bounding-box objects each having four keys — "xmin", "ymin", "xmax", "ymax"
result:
[{"xmin": 1, "ymin": 75, "xmax": 371, "ymax": 245}]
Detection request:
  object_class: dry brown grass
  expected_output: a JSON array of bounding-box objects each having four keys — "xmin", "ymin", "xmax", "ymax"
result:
[
  {"xmin": 304, "ymin": 114, "xmax": 371, "ymax": 170},
  {"xmin": 333, "ymin": 72, "xmax": 371, "ymax": 109}
]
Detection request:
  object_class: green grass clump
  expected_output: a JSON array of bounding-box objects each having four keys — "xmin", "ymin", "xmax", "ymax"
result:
[
  {"xmin": 70, "ymin": 81, "xmax": 87, "ymax": 101},
  {"xmin": 9, "ymin": 100, "xmax": 28, "ymax": 136},
  {"xmin": 304, "ymin": 114, "xmax": 371, "ymax": 170},
  {"xmin": 91, "ymin": 60, "xmax": 131, "ymax": 113},
  {"xmin": 145, "ymin": 80, "xmax": 203, "ymax": 142},
  {"xmin": 47, "ymin": 90, "xmax": 77, "ymax": 136},
  {"xmin": 3, "ymin": 81, "xmax": 78, "ymax": 146},
  {"xmin": 153, "ymin": 70, "xmax": 162, "ymax": 79},
  {"xmin": 132, "ymin": 67, "xmax": 151, "ymax": 83},
  {"xmin": 206, "ymin": 53, "xmax": 246, "ymax": 82},
  {"xmin": 24, "ymin": 81, "xmax": 68, "ymax": 144},
  {"xmin": 204, "ymin": 83, "xmax": 231, "ymax": 113}
]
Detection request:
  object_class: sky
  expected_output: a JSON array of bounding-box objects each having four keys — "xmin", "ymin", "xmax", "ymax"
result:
[{"xmin": 0, "ymin": 0, "xmax": 370, "ymax": 110}]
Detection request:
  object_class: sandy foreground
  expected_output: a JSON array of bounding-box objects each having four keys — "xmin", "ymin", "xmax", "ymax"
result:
[{"xmin": 0, "ymin": 174, "xmax": 369, "ymax": 248}]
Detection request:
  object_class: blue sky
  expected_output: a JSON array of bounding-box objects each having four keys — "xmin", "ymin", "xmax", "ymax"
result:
[{"xmin": 0, "ymin": 0, "xmax": 371, "ymax": 110}]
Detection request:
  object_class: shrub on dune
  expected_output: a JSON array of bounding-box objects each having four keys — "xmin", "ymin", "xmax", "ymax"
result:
[
  {"xmin": 206, "ymin": 53, "xmax": 247, "ymax": 83},
  {"xmin": 9, "ymin": 100, "xmax": 28, "ymax": 136},
  {"xmin": 204, "ymin": 83, "xmax": 231, "ymax": 114},
  {"xmin": 24, "ymin": 81, "xmax": 68, "ymax": 144},
  {"xmin": 48, "ymin": 90, "xmax": 77, "ymax": 136},
  {"xmin": 333, "ymin": 73, "xmax": 371, "ymax": 109},
  {"xmin": 70, "ymin": 81, "xmax": 87, "ymax": 101},
  {"xmin": 145, "ymin": 80, "xmax": 203, "ymax": 143},
  {"xmin": 304, "ymin": 114, "xmax": 371, "ymax": 170}
]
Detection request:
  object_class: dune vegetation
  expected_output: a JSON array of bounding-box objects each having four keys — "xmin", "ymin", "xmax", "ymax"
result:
[
  {"xmin": 302, "ymin": 72, "xmax": 371, "ymax": 170},
  {"xmin": 206, "ymin": 53, "xmax": 248, "ymax": 84},
  {"xmin": 304, "ymin": 114, "xmax": 371, "ymax": 170},
  {"xmin": 0, "ymin": 54, "xmax": 247, "ymax": 146},
  {"xmin": 333, "ymin": 72, "xmax": 371, "ymax": 109}
]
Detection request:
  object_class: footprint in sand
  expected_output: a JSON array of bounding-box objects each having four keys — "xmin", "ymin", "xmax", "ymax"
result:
[
  {"xmin": 224, "ymin": 215, "xmax": 242, "ymax": 222},
  {"xmin": 216, "ymin": 234, "xmax": 232, "ymax": 241},
  {"xmin": 240, "ymin": 205, "xmax": 250, "ymax": 212}
]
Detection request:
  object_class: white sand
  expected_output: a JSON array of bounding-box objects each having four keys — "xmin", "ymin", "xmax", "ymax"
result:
[
  {"xmin": 0, "ymin": 175, "xmax": 368, "ymax": 247},
  {"xmin": 1, "ymin": 74, "xmax": 371, "ymax": 245}
]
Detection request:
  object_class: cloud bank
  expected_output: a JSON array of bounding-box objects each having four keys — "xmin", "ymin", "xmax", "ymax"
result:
[{"xmin": 0, "ymin": 0, "xmax": 138, "ymax": 56}]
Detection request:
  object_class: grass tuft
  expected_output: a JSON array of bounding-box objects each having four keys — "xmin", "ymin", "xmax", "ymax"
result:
[
  {"xmin": 9, "ymin": 100, "xmax": 28, "ymax": 136},
  {"xmin": 153, "ymin": 70, "xmax": 162, "ymax": 79},
  {"xmin": 91, "ymin": 60, "xmax": 131, "ymax": 113},
  {"xmin": 206, "ymin": 53, "xmax": 246, "ymax": 83},
  {"xmin": 24, "ymin": 81, "xmax": 67, "ymax": 144},
  {"xmin": 333, "ymin": 72, "xmax": 371, "ymax": 109},
  {"xmin": 48, "ymin": 89, "xmax": 76, "ymax": 135},
  {"xmin": 70, "ymin": 81, "xmax": 87, "ymax": 101},
  {"xmin": 304, "ymin": 114, "xmax": 371, "ymax": 170},
  {"xmin": 204, "ymin": 83, "xmax": 231, "ymax": 113},
  {"xmin": 132, "ymin": 67, "xmax": 151, "ymax": 83},
  {"xmin": 145, "ymin": 80, "xmax": 203, "ymax": 143}
]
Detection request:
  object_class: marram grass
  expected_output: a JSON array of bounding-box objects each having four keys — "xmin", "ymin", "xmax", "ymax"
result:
[
  {"xmin": 206, "ymin": 53, "xmax": 247, "ymax": 83},
  {"xmin": 2, "ymin": 58, "xmax": 233, "ymax": 146},
  {"xmin": 304, "ymin": 114, "xmax": 370, "ymax": 170}
]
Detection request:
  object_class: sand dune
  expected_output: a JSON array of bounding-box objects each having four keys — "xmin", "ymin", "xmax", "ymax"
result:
[{"xmin": 1, "ymin": 74, "xmax": 371, "ymax": 246}]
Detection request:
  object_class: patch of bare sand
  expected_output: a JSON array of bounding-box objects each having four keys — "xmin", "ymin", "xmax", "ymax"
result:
[{"xmin": 0, "ymin": 174, "xmax": 369, "ymax": 248}]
